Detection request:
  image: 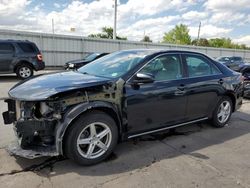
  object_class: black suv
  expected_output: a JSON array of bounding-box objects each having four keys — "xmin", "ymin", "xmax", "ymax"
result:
[{"xmin": 0, "ymin": 40, "xmax": 45, "ymax": 79}]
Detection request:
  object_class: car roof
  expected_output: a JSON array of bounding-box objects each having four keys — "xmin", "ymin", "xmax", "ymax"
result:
[
  {"xmin": 0, "ymin": 39, "xmax": 33, "ymax": 44},
  {"xmin": 119, "ymin": 49, "xmax": 208, "ymax": 57}
]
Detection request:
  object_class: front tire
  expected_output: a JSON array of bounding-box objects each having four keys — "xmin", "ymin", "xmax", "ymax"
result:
[
  {"xmin": 16, "ymin": 64, "xmax": 33, "ymax": 79},
  {"xmin": 64, "ymin": 111, "xmax": 118, "ymax": 165},
  {"xmin": 212, "ymin": 97, "xmax": 232, "ymax": 128}
]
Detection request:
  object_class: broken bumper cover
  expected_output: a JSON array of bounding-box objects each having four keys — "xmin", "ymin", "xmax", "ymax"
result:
[
  {"xmin": 2, "ymin": 98, "xmax": 60, "ymax": 159},
  {"xmin": 2, "ymin": 99, "xmax": 16, "ymax": 124},
  {"xmin": 6, "ymin": 140, "xmax": 59, "ymax": 159}
]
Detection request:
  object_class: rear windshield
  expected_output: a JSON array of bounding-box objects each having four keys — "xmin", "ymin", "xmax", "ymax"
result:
[{"xmin": 17, "ymin": 42, "xmax": 39, "ymax": 53}]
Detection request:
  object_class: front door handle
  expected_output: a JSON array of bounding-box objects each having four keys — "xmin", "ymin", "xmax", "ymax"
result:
[{"xmin": 177, "ymin": 84, "xmax": 185, "ymax": 91}]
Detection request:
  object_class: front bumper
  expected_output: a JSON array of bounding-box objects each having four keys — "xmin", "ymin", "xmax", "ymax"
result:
[
  {"xmin": 2, "ymin": 99, "xmax": 59, "ymax": 159},
  {"xmin": 64, "ymin": 63, "xmax": 75, "ymax": 70},
  {"xmin": 2, "ymin": 99, "xmax": 16, "ymax": 124},
  {"xmin": 7, "ymin": 140, "xmax": 58, "ymax": 159}
]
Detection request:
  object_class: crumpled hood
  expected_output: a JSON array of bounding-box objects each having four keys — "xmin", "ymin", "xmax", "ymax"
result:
[{"xmin": 9, "ymin": 71, "xmax": 112, "ymax": 101}]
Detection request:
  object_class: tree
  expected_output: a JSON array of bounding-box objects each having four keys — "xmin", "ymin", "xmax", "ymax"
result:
[
  {"xmin": 102, "ymin": 27, "xmax": 113, "ymax": 39},
  {"xmin": 141, "ymin": 35, "xmax": 152, "ymax": 42},
  {"xmin": 192, "ymin": 38, "xmax": 209, "ymax": 46},
  {"xmin": 208, "ymin": 38, "xmax": 229, "ymax": 48},
  {"xmin": 191, "ymin": 37, "xmax": 250, "ymax": 49},
  {"xmin": 88, "ymin": 27, "xmax": 127, "ymax": 40},
  {"xmin": 162, "ymin": 24, "xmax": 191, "ymax": 45}
]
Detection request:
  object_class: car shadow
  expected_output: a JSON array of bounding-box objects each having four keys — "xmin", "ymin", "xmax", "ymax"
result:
[
  {"xmin": 0, "ymin": 75, "xmax": 20, "ymax": 82},
  {"xmin": 0, "ymin": 70, "xmax": 63, "ymax": 83},
  {"xmin": 9, "ymin": 110, "xmax": 250, "ymax": 178}
]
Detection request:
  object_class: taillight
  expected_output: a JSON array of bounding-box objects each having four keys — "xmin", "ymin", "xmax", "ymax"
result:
[
  {"xmin": 240, "ymin": 75, "xmax": 246, "ymax": 82},
  {"xmin": 37, "ymin": 54, "xmax": 43, "ymax": 61}
]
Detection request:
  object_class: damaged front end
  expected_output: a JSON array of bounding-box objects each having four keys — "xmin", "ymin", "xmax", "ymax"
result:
[
  {"xmin": 2, "ymin": 78, "xmax": 125, "ymax": 159},
  {"xmin": 3, "ymin": 99, "xmax": 61, "ymax": 158}
]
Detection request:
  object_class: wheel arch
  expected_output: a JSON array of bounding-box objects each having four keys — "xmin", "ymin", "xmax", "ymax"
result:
[
  {"xmin": 224, "ymin": 92, "xmax": 236, "ymax": 112},
  {"xmin": 56, "ymin": 101, "xmax": 122, "ymax": 155},
  {"xmin": 241, "ymin": 67, "xmax": 250, "ymax": 74},
  {"xmin": 14, "ymin": 60, "xmax": 34, "ymax": 72}
]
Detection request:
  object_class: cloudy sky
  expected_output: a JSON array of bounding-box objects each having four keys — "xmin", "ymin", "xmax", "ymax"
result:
[{"xmin": 1, "ymin": 0, "xmax": 250, "ymax": 45}]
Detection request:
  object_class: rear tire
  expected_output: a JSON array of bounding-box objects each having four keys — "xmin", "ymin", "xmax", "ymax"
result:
[
  {"xmin": 211, "ymin": 96, "xmax": 232, "ymax": 128},
  {"xmin": 16, "ymin": 64, "xmax": 33, "ymax": 79},
  {"xmin": 64, "ymin": 111, "xmax": 118, "ymax": 165}
]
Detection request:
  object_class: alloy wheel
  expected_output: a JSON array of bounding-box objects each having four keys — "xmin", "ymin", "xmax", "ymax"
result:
[
  {"xmin": 217, "ymin": 101, "xmax": 231, "ymax": 123},
  {"xmin": 19, "ymin": 67, "xmax": 31, "ymax": 78},
  {"xmin": 76, "ymin": 122, "xmax": 112, "ymax": 159}
]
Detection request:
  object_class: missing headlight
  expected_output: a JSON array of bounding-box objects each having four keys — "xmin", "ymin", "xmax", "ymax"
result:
[{"xmin": 40, "ymin": 102, "xmax": 53, "ymax": 116}]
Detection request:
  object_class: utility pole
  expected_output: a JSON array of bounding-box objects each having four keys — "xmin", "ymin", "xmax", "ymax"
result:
[
  {"xmin": 197, "ymin": 21, "xmax": 201, "ymax": 41},
  {"xmin": 52, "ymin": 19, "xmax": 55, "ymax": 34},
  {"xmin": 113, "ymin": 0, "xmax": 117, "ymax": 40},
  {"xmin": 52, "ymin": 18, "xmax": 55, "ymax": 65}
]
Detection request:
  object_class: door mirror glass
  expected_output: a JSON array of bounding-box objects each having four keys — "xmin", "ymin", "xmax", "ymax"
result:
[{"xmin": 133, "ymin": 73, "xmax": 155, "ymax": 84}]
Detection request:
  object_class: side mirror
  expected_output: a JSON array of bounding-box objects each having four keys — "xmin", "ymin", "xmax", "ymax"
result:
[{"xmin": 133, "ymin": 73, "xmax": 155, "ymax": 84}]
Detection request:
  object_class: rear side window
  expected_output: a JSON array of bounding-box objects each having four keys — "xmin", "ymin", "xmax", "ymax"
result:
[
  {"xmin": 185, "ymin": 55, "xmax": 221, "ymax": 78},
  {"xmin": 18, "ymin": 43, "xmax": 37, "ymax": 53},
  {"xmin": 0, "ymin": 43, "xmax": 15, "ymax": 54}
]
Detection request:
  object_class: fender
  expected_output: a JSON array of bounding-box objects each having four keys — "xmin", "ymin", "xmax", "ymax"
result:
[{"xmin": 55, "ymin": 101, "xmax": 122, "ymax": 155}]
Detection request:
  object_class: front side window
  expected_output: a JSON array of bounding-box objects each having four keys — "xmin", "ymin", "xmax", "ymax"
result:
[
  {"xmin": 139, "ymin": 54, "xmax": 183, "ymax": 81},
  {"xmin": 185, "ymin": 55, "xmax": 221, "ymax": 77}
]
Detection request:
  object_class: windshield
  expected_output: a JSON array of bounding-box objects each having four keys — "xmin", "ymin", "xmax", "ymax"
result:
[
  {"xmin": 216, "ymin": 57, "xmax": 230, "ymax": 62},
  {"xmin": 84, "ymin": 53, "xmax": 100, "ymax": 61},
  {"xmin": 78, "ymin": 50, "xmax": 153, "ymax": 78}
]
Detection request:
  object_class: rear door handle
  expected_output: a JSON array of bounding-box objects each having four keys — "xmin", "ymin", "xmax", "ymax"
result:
[
  {"xmin": 218, "ymin": 79, "xmax": 224, "ymax": 84},
  {"xmin": 175, "ymin": 84, "xmax": 186, "ymax": 96}
]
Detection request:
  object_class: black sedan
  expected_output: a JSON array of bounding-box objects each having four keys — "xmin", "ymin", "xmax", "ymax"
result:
[
  {"xmin": 2, "ymin": 50, "xmax": 243, "ymax": 165},
  {"xmin": 216, "ymin": 56, "xmax": 250, "ymax": 80},
  {"xmin": 64, "ymin": 52, "xmax": 109, "ymax": 70}
]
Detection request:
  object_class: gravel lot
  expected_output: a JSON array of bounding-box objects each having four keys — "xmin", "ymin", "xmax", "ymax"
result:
[{"xmin": 0, "ymin": 71, "xmax": 250, "ymax": 188}]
